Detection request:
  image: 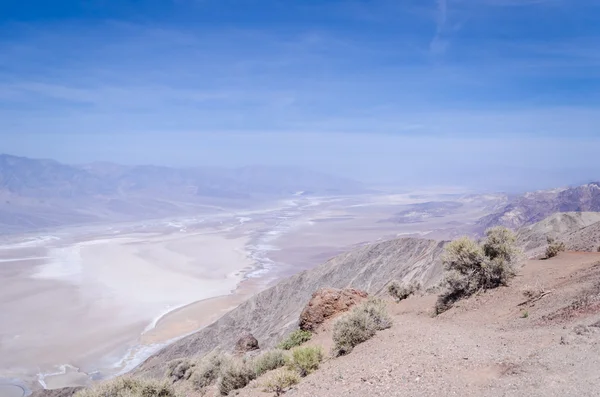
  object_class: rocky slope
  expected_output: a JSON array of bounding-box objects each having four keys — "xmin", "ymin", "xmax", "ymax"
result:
[
  {"xmin": 236, "ymin": 252, "xmax": 600, "ymax": 397},
  {"xmin": 516, "ymin": 212, "xmax": 600, "ymax": 256},
  {"xmin": 136, "ymin": 237, "xmax": 445, "ymax": 378},
  {"xmin": 563, "ymin": 221, "xmax": 600, "ymax": 252},
  {"xmin": 479, "ymin": 183, "xmax": 600, "ymax": 230}
]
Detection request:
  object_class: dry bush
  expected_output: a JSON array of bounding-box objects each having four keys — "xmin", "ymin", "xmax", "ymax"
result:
[
  {"xmin": 435, "ymin": 227, "xmax": 519, "ymax": 314},
  {"xmin": 522, "ymin": 281, "xmax": 546, "ymax": 300},
  {"xmin": 332, "ymin": 298, "xmax": 392, "ymax": 356},
  {"xmin": 545, "ymin": 237, "xmax": 566, "ymax": 259},
  {"xmin": 277, "ymin": 330, "xmax": 312, "ymax": 350},
  {"xmin": 261, "ymin": 369, "xmax": 300, "ymax": 396},
  {"xmin": 217, "ymin": 359, "xmax": 256, "ymax": 396},
  {"xmin": 75, "ymin": 377, "xmax": 176, "ymax": 397},
  {"xmin": 288, "ymin": 346, "xmax": 323, "ymax": 377},
  {"xmin": 190, "ymin": 352, "xmax": 230, "ymax": 391},
  {"xmin": 252, "ymin": 350, "xmax": 288, "ymax": 377},
  {"xmin": 166, "ymin": 358, "xmax": 195, "ymax": 382},
  {"xmin": 388, "ymin": 280, "xmax": 421, "ymax": 302}
]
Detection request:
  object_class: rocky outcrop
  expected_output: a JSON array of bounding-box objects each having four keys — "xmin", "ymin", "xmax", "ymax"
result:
[
  {"xmin": 234, "ymin": 332, "xmax": 259, "ymax": 354},
  {"xmin": 299, "ymin": 288, "xmax": 368, "ymax": 331},
  {"xmin": 136, "ymin": 237, "xmax": 446, "ymax": 378}
]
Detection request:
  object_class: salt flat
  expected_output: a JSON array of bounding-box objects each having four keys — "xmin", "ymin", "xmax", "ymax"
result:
[{"xmin": 0, "ymin": 224, "xmax": 253, "ymax": 389}]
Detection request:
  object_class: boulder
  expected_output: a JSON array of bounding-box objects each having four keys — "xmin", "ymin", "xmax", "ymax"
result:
[
  {"xmin": 299, "ymin": 288, "xmax": 368, "ymax": 331},
  {"xmin": 234, "ymin": 331, "xmax": 259, "ymax": 354}
]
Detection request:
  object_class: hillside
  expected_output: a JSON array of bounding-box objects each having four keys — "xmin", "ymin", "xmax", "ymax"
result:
[
  {"xmin": 0, "ymin": 154, "xmax": 364, "ymax": 233},
  {"xmin": 235, "ymin": 252, "xmax": 600, "ymax": 397},
  {"xmin": 563, "ymin": 222, "xmax": 600, "ymax": 252},
  {"xmin": 516, "ymin": 212, "xmax": 600, "ymax": 256},
  {"xmin": 136, "ymin": 237, "xmax": 445, "ymax": 378},
  {"xmin": 479, "ymin": 183, "xmax": 600, "ymax": 230}
]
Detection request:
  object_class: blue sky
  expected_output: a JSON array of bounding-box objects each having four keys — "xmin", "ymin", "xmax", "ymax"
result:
[{"xmin": 1, "ymin": 0, "xmax": 599, "ymax": 190}]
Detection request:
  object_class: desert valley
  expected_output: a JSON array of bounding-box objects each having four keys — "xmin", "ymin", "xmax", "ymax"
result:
[{"xmin": 1, "ymin": 154, "xmax": 600, "ymax": 397}]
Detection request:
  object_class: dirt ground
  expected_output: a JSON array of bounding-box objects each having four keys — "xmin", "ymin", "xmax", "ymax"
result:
[{"xmin": 236, "ymin": 252, "xmax": 600, "ymax": 397}]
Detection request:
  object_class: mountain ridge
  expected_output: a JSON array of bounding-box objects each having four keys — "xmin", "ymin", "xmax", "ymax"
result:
[
  {"xmin": 478, "ymin": 182, "xmax": 600, "ymax": 230},
  {"xmin": 0, "ymin": 154, "xmax": 365, "ymax": 233}
]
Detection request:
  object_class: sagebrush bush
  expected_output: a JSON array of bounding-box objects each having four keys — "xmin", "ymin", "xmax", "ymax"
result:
[
  {"xmin": 261, "ymin": 369, "xmax": 300, "ymax": 396},
  {"xmin": 388, "ymin": 280, "xmax": 421, "ymax": 302},
  {"xmin": 166, "ymin": 358, "xmax": 195, "ymax": 382},
  {"xmin": 289, "ymin": 346, "xmax": 323, "ymax": 377},
  {"xmin": 277, "ymin": 330, "xmax": 312, "ymax": 350},
  {"xmin": 332, "ymin": 298, "xmax": 392, "ymax": 356},
  {"xmin": 217, "ymin": 359, "xmax": 256, "ymax": 396},
  {"xmin": 75, "ymin": 377, "xmax": 176, "ymax": 397},
  {"xmin": 545, "ymin": 237, "xmax": 566, "ymax": 259},
  {"xmin": 252, "ymin": 349, "xmax": 288, "ymax": 377},
  {"xmin": 190, "ymin": 352, "xmax": 229, "ymax": 391},
  {"xmin": 435, "ymin": 227, "xmax": 519, "ymax": 314}
]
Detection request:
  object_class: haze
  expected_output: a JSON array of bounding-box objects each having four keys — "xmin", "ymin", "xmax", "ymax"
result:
[{"xmin": 2, "ymin": 0, "xmax": 600, "ymax": 190}]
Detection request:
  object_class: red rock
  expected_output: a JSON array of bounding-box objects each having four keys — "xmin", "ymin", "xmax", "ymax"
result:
[{"xmin": 299, "ymin": 288, "xmax": 368, "ymax": 331}]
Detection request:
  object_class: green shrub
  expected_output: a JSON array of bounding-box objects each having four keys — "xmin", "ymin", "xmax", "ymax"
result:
[
  {"xmin": 217, "ymin": 359, "xmax": 256, "ymax": 395},
  {"xmin": 277, "ymin": 330, "xmax": 313, "ymax": 350},
  {"xmin": 332, "ymin": 298, "xmax": 392, "ymax": 357},
  {"xmin": 435, "ymin": 227, "xmax": 519, "ymax": 314},
  {"xmin": 190, "ymin": 352, "xmax": 229, "ymax": 391},
  {"xmin": 545, "ymin": 237, "xmax": 566, "ymax": 259},
  {"xmin": 75, "ymin": 377, "xmax": 176, "ymax": 397},
  {"xmin": 261, "ymin": 369, "xmax": 300, "ymax": 396},
  {"xmin": 288, "ymin": 346, "xmax": 323, "ymax": 377},
  {"xmin": 388, "ymin": 280, "xmax": 421, "ymax": 302},
  {"xmin": 252, "ymin": 349, "xmax": 288, "ymax": 377}
]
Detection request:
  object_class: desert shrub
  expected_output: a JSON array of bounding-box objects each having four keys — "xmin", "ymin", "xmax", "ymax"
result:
[
  {"xmin": 482, "ymin": 226, "xmax": 519, "ymax": 263},
  {"xmin": 217, "ymin": 359, "xmax": 256, "ymax": 395},
  {"xmin": 435, "ymin": 227, "xmax": 519, "ymax": 314},
  {"xmin": 190, "ymin": 352, "xmax": 229, "ymax": 391},
  {"xmin": 252, "ymin": 349, "xmax": 288, "ymax": 377},
  {"xmin": 261, "ymin": 369, "xmax": 300, "ymax": 396},
  {"xmin": 332, "ymin": 298, "xmax": 392, "ymax": 356},
  {"xmin": 388, "ymin": 280, "xmax": 421, "ymax": 302},
  {"xmin": 545, "ymin": 237, "xmax": 566, "ymax": 258},
  {"xmin": 75, "ymin": 377, "xmax": 176, "ymax": 397},
  {"xmin": 288, "ymin": 346, "xmax": 323, "ymax": 377},
  {"xmin": 277, "ymin": 330, "xmax": 312, "ymax": 350},
  {"xmin": 166, "ymin": 358, "xmax": 195, "ymax": 382},
  {"xmin": 360, "ymin": 298, "xmax": 393, "ymax": 330}
]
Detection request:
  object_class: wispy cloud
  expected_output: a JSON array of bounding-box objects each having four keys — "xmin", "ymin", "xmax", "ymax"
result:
[{"xmin": 430, "ymin": 0, "xmax": 448, "ymax": 54}]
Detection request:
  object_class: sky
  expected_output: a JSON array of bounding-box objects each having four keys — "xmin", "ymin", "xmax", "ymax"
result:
[{"xmin": 1, "ymin": 0, "xmax": 599, "ymax": 190}]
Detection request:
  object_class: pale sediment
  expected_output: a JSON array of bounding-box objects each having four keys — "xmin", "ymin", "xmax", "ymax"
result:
[{"xmin": 0, "ymin": 226, "xmax": 259, "ymax": 391}]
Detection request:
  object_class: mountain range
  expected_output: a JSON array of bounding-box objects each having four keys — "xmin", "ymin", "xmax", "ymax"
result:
[
  {"xmin": 478, "ymin": 182, "xmax": 600, "ymax": 230},
  {"xmin": 0, "ymin": 154, "xmax": 364, "ymax": 234}
]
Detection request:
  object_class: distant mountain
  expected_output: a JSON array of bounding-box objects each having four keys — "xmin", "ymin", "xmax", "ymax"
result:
[
  {"xmin": 478, "ymin": 183, "xmax": 600, "ymax": 230},
  {"xmin": 0, "ymin": 154, "xmax": 365, "ymax": 233}
]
